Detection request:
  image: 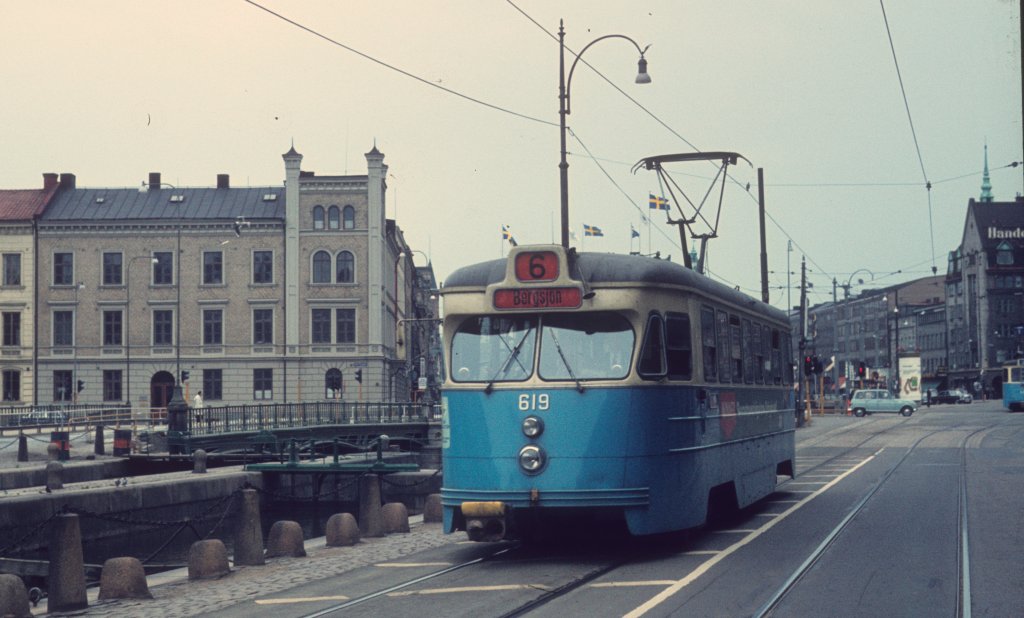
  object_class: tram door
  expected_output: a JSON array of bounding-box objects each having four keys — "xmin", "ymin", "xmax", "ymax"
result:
[{"xmin": 150, "ymin": 371, "xmax": 175, "ymax": 419}]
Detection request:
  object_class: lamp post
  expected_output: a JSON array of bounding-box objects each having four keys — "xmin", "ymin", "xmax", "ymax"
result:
[
  {"xmin": 126, "ymin": 256, "xmax": 158, "ymax": 407},
  {"xmin": 73, "ymin": 282, "xmax": 84, "ymax": 404},
  {"xmin": 558, "ymin": 21, "xmax": 650, "ymax": 248},
  {"xmin": 139, "ymin": 180, "xmax": 182, "ymax": 388}
]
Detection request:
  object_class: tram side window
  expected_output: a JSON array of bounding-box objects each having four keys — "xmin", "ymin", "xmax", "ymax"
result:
[
  {"xmin": 716, "ymin": 310, "xmax": 731, "ymax": 383},
  {"xmin": 637, "ymin": 314, "xmax": 666, "ymax": 379},
  {"xmin": 666, "ymin": 312, "xmax": 692, "ymax": 380},
  {"xmin": 451, "ymin": 316, "xmax": 537, "ymax": 383},
  {"xmin": 756, "ymin": 324, "xmax": 769, "ymax": 384},
  {"xmin": 729, "ymin": 314, "xmax": 743, "ymax": 382},
  {"xmin": 701, "ymin": 307, "xmax": 717, "ymax": 382},
  {"xmin": 741, "ymin": 319, "xmax": 754, "ymax": 384}
]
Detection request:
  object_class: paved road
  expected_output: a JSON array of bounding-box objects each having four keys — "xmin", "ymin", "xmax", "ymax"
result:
[{"xmin": 57, "ymin": 402, "xmax": 1023, "ymax": 617}]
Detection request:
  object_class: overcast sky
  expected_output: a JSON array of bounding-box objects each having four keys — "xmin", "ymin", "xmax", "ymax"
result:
[{"xmin": 3, "ymin": 1, "xmax": 1021, "ymax": 309}]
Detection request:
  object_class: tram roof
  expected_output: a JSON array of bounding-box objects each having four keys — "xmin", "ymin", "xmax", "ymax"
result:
[{"xmin": 444, "ymin": 251, "xmax": 787, "ymax": 322}]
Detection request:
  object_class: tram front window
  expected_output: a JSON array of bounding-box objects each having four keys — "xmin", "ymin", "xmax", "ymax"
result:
[
  {"xmin": 451, "ymin": 316, "xmax": 537, "ymax": 383},
  {"xmin": 539, "ymin": 312, "xmax": 634, "ymax": 381}
]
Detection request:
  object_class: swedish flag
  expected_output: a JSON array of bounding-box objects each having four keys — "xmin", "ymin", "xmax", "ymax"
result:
[
  {"xmin": 501, "ymin": 224, "xmax": 518, "ymax": 246},
  {"xmin": 583, "ymin": 224, "xmax": 604, "ymax": 237},
  {"xmin": 648, "ymin": 194, "xmax": 670, "ymax": 211}
]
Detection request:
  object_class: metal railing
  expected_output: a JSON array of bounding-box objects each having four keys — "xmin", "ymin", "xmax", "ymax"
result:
[{"xmin": 187, "ymin": 401, "xmax": 440, "ymax": 436}]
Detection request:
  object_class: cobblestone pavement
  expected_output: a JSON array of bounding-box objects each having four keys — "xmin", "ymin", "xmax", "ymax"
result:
[{"xmin": 42, "ymin": 519, "xmax": 455, "ymax": 617}]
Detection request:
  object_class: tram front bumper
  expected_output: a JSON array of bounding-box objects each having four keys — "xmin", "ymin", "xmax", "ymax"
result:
[{"xmin": 461, "ymin": 501, "xmax": 509, "ymax": 542}]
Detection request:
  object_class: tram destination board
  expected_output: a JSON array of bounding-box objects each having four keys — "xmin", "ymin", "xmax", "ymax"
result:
[{"xmin": 493, "ymin": 287, "xmax": 582, "ymax": 310}]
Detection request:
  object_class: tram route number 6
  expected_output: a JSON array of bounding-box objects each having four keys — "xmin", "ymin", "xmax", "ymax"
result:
[{"xmin": 518, "ymin": 393, "xmax": 550, "ymax": 411}]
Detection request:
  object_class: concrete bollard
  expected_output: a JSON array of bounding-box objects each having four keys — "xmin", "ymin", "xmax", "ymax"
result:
[
  {"xmin": 187, "ymin": 539, "xmax": 230, "ymax": 580},
  {"xmin": 325, "ymin": 513, "xmax": 360, "ymax": 547},
  {"xmin": 46, "ymin": 461, "xmax": 63, "ymax": 491},
  {"xmin": 233, "ymin": 489, "xmax": 265, "ymax": 566},
  {"xmin": 0, "ymin": 573, "xmax": 31, "ymax": 618},
  {"xmin": 265, "ymin": 521, "xmax": 306, "ymax": 558},
  {"xmin": 192, "ymin": 449, "xmax": 208, "ymax": 474},
  {"xmin": 94, "ymin": 425, "xmax": 106, "ymax": 456},
  {"xmin": 423, "ymin": 493, "xmax": 443, "ymax": 523},
  {"xmin": 17, "ymin": 433, "xmax": 27, "ymax": 462},
  {"xmin": 381, "ymin": 502, "xmax": 410, "ymax": 534},
  {"xmin": 358, "ymin": 474, "xmax": 384, "ymax": 538},
  {"xmin": 47, "ymin": 513, "xmax": 88, "ymax": 612},
  {"xmin": 47, "ymin": 442, "xmax": 60, "ymax": 462},
  {"xmin": 97, "ymin": 557, "xmax": 152, "ymax": 600}
]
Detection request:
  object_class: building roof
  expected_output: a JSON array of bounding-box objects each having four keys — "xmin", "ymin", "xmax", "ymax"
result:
[
  {"xmin": 967, "ymin": 197, "xmax": 1024, "ymax": 267},
  {"xmin": 0, "ymin": 187, "xmax": 57, "ymax": 220},
  {"xmin": 41, "ymin": 186, "xmax": 286, "ymax": 221}
]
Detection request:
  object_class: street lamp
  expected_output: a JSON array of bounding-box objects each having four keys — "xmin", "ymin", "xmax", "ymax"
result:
[
  {"xmin": 139, "ymin": 179, "xmax": 182, "ymax": 388},
  {"xmin": 125, "ymin": 256, "xmax": 158, "ymax": 407},
  {"xmin": 558, "ymin": 20, "xmax": 651, "ymax": 248},
  {"xmin": 73, "ymin": 282, "xmax": 84, "ymax": 404}
]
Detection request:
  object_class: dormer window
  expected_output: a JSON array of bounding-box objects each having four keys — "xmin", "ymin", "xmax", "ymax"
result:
[{"xmin": 996, "ymin": 241, "xmax": 1014, "ymax": 266}]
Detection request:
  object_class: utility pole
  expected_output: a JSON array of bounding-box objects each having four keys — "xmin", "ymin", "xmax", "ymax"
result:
[{"xmin": 799, "ymin": 257, "xmax": 810, "ymax": 426}]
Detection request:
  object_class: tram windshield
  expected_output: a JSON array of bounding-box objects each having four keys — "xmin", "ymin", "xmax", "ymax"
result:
[{"xmin": 450, "ymin": 312, "xmax": 635, "ymax": 383}]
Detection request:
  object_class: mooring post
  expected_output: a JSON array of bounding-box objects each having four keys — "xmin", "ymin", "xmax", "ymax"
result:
[
  {"xmin": 17, "ymin": 433, "xmax": 27, "ymax": 462},
  {"xmin": 48, "ymin": 513, "xmax": 88, "ymax": 612},
  {"xmin": 94, "ymin": 425, "xmax": 105, "ymax": 456},
  {"xmin": 233, "ymin": 488, "xmax": 265, "ymax": 566},
  {"xmin": 358, "ymin": 474, "xmax": 384, "ymax": 537}
]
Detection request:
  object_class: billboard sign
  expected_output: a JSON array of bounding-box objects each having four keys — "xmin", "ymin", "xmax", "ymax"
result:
[{"xmin": 899, "ymin": 356, "xmax": 922, "ymax": 402}]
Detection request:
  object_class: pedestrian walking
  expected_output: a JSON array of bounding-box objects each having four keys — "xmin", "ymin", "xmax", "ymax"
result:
[{"xmin": 193, "ymin": 390, "xmax": 204, "ymax": 425}]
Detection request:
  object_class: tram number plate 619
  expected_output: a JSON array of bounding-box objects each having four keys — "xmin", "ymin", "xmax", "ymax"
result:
[{"xmin": 518, "ymin": 393, "xmax": 550, "ymax": 411}]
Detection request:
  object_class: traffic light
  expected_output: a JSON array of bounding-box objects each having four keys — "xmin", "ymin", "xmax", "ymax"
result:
[
  {"xmin": 355, "ymin": 369, "xmax": 362, "ymax": 384},
  {"xmin": 804, "ymin": 356, "xmax": 813, "ymax": 376},
  {"xmin": 180, "ymin": 370, "xmax": 190, "ymax": 383},
  {"xmin": 76, "ymin": 380, "xmax": 85, "ymax": 393},
  {"xmin": 857, "ymin": 362, "xmax": 866, "ymax": 378}
]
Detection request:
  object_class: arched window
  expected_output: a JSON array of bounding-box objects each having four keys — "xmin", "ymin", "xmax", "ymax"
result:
[
  {"xmin": 312, "ymin": 250, "xmax": 331, "ymax": 283},
  {"xmin": 336, "ymin": 251, "xmax": 354, "ymax": 283},
  {"xmin": 313, "ymin": 206, "xmax": 325, "ymax": 230},
  {"xmin": 325, "ymin": 368, "xmax": 342, "ymax": 399},
  {"xmin": 343, "ymin": 205, "xmax": 355, "ymax": 230},
  {"xmin": 328, "ymin": 206, "xmax": 340, "ymax": 230}
]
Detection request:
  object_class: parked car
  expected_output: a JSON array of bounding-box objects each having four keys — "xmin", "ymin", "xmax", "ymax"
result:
[
  {"xmin": 848, "ymin": 389, "xmax": 916, "ymax": 417},
  {"xmin": 934, "ymin": 389, "xmax": 973, "ymax": 404},
  {"xmin": 19, "ymin": 409, "xmax": 69, "ymax": 427}
]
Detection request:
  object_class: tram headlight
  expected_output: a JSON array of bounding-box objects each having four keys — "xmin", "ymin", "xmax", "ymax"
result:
[
  {"xmin": 518, "ymin": 445, "xmax": 546, "ymax": 474},
  {"xmin": 521, "ymin": 416, "xmax": 544, "ymax": 438}
]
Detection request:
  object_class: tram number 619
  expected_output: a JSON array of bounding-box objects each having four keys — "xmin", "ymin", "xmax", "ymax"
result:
[{"xmin": 518, "ymin": 393, "xmax": 550, "ymax": 411}]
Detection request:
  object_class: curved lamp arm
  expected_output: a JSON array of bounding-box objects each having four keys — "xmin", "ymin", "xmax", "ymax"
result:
[{"xmin": 565, "ymin": 34, "xmax": 651, "ymax": 115}]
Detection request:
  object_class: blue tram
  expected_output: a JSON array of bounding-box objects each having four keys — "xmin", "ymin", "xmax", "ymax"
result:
[
  {"xmin": 1002, "ymin": 359, "xmax": 1024, "ymax": 412},
  {"xmin": 439, "ymin": 245, "xmax": 795, "ymax": 541}
]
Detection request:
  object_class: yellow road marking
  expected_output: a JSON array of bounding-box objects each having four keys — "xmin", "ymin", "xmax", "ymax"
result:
[
  {"xmin": 255, "ymin": 596, "xmax": 350, "ymax": 605},
  {"xmin": 590, "ymin": 581, "xmax": 676, "ymax": 588},
  {"xmin": 625, "ymin": 451, "xmax": 878, "ymax": 618},
  {"xmin": 389, "ymin": 584, "xmax": 552, "ymax": 597},
  {"xmin": 375, "ymin": 562, "xmax": 452, "ymax": 568}
]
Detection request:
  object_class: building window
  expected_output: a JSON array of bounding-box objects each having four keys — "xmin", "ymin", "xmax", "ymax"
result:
[
  {"xmin": 253, "ymin": 309, "xmax": 273, "ymax": 344},
  {"xmin": 53, "ymin": 310, "xmax": 74, "ymax": 346},
  {"xmin": 328, "ymin": 206, "xmax": 340, "ymax": 230},
  {"xmin": 253, "ymin": 251, "xmax": 273, "ymax": 284},
  {"xmin": 203, "ymin": 369, "xmax": 223, "ymax": 400},
  {"xmin": 153, "ymin": 310, "xmax": 174, "ymax": 346},
  {"xmin": 103, "ymin": 370, "xmax": 123, "ymax": 402},
  {"xmin": 203, "ymin": 251, "xmax": 223, "ymax": 285},
  {"xmin": 102, "ymin": 252, "xmax": 123, "ymax": 285},
  {"xmin": 103, "ymin": 310, "xmax": 123, "ymax": 346},
  {"xmin": 203, "ymin": 309, "xmax": 223, "ymax": 345},
  {"xmin": 2, "ymin": 312, "xmax": 20, "ymax": 346},
  {"xmin": 336, "ymin": 308, "xmax": 355, "ymax": 343},
  {"xmin": 996, "ymin": 241, "xmax": 1014, "ymax": 266},
  {"xmin": 343, "ymin": 205, "xmax": 355, "ymax": 230},
  {"xmin": 313, "ymin": 205, "xmax": 325, "ymax": 230},
  {"xmin": 153, "ymin": 251, "xmax": 173, "ymax": 285},
  {"xmin": 253, "ymin": 368, "xmax": 273, "ymax": 399},
  {"xmin": 2, "ymin": 370, "xmax": 19, "ymax": 402},
  {"xmin": 325, "ymin": 368, "xmax": 342, "ymax": 399},
  {"xmin": 54, "ymin": 252, "xmax": 74, "ymax": 285},
  {"xmin": 336, "ymin": 251, "xmax": 354, "ymax": 283},
  {"xmin": 312, "ymin": 308, "xmax": 331, "ymax": 343},
  {"xmin": 53, "ymin": 370, "xmax": 72, "ymax": 402},
  {"xmin": 3, "ymin": 253, "xmax": 22, "ymax": 286},
  {"xmin": 312, "ymin": 251, "xmax": 331, "ymax": 283}
]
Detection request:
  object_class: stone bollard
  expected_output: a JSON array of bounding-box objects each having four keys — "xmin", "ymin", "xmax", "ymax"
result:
[
  {"xmin": 325, "ymin": 513, "xmax": 360, "ymax": 547},
  {"xmin": 358, "ymin": 474, "xmax": 384, "ymax": 538},
  {"xmin": 188, "ymin": 539, "xmax": 230, "ymax": 580},
  {"xmin": 265, "ymin": 521, "xmax": 306, "ymax": 558},
  {"xmin": 47, "ymin": 442, "xmax": 60, "ymax": 462},
  {"xmin": 423, "ymin": 493, "xmax": 443, "ymax": 523},
  {"xmin": 233, "ymin": 489, "xmax": 265, "ymax": 566},
  {"xmin": 17, "ymin": 433, "xmax": 28, "ymax": 462},
  {"xmin": 381, "ymin": 502, "xmax": 410, "ymax": 534},
  {"xmin": 94, "ymin": 425, "xmax": 106, "ymax": 456},
  {"xmin": 192, "ymin": 449, "xmax": 208, "ymax": 474},
  {"xmin": 0, "ymin": 573, "xmax": 31, "ymax": 618},
  {"xmin": 98, "ymin": 557, "xmax": 152, "ymax": 600},
  {"xmin": 47, "ymin": 513, "xmax": 88, "ymax": 612},
  {"xmin": 46, "ymin": 461, "xmax": 64, "ymax": 491}
]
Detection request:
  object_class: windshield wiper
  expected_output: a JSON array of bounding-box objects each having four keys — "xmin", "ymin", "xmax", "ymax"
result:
[
  {"xmin": 549, "ymin": 329, "xmax": 584, "ymax": 393},
  {"xmin": 484, "ymin": 331, "xmax": 530, "ymax": 394}
]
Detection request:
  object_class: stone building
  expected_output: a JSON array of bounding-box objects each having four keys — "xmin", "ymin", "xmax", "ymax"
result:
[{"xmin": 27, "ymin": 145, "xmax": 435, "ymax": 409}]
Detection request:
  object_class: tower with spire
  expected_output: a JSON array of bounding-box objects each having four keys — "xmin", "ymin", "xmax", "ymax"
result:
[{"xmin": 979, "ymin": 143, "xmax": 994, "ymax": 202}]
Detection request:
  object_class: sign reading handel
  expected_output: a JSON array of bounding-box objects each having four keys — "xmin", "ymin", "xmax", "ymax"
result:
[{"xmin": 493, "ymin": 287, "xmax": 582, "ymax": 310}]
